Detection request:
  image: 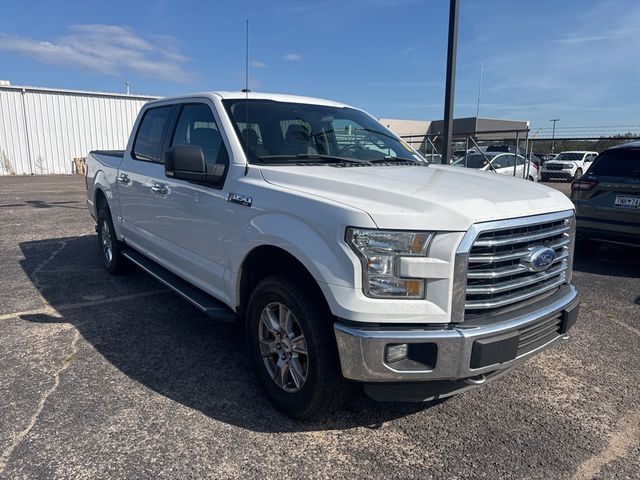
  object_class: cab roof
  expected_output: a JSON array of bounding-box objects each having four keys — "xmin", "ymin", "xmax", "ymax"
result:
[{"xmin": 147, "ymin": 91, "xmax": 352, "ymax": 109}]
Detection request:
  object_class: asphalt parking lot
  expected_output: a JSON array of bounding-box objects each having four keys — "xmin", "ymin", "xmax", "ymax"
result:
[{"xmin": 1, "ymin": 175, "xmax": 639, "ymax": 480}]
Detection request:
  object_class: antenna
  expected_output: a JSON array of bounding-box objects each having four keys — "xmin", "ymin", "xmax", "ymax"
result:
[
  {"xmin": 243, "ymin": 19, "xmax": 250, "ymax": 175},
  {"xmin": 243, "ymin": 19, "xmax": 250, "ymax": 94}
]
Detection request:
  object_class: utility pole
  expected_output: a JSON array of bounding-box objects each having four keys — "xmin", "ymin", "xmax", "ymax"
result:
[
  {"xmin": 442, "ymin": 0, "xmax": 460, "ymax": 165},
  {"xmin": 550, "ymin": 118, "xmax": 559, "ymax": 153},
  {"xmin": 475, "ymin": 62, "xmax": 483, "ymax": 118}
]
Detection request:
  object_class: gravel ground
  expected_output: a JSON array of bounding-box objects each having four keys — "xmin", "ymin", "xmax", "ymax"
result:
[{"xmin": 0, "ymin": 175, "xmax": 638, "ymax": 480}]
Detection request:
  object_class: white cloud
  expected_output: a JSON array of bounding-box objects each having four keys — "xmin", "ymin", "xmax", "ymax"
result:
[
  {"xmin": 282, "ymin": 53, "xmax": 302, "ymax": 61},
  {"xmin": 0, "ymin": 24, "xmax": 195, "ymax": 83},
  {"xmin": 250, "ymin": 60, "xmax": 267, "ymax": 69},
  {"xmin": 460, "ymin": 1, "xmax": 640, "ymax": 126}
]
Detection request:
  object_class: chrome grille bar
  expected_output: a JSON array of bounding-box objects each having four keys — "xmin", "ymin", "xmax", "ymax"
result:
[
  {"xmin": 467, "ymin": 251, "xmax": 569, "ymax": 279},
  {"xmin": 468, "ymin": 238, "xmax": 569, "ymax": 263},
  {"xmin": 460, "ymin": 210, "xmax": 575, "ymax": 316},
  {"xmin": 473, "ymin": 225, "xmax": 570, "ymax": 247}
]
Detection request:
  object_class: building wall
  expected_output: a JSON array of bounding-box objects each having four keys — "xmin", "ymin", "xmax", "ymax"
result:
[
  {"xmin": 379, "ymin": 118, "xmax": 431, "ymax": 137},
  {"xmin": 0, "ymin": 85, "xmax": 157, "ymax": 175}
]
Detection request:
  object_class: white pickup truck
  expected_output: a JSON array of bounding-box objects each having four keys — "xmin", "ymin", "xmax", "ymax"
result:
[{"xmin": 86, "ymin": 92, "xmax": 580, "ymax": 419}]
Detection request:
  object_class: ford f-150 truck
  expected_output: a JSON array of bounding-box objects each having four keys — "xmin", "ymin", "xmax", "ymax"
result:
[{"xmin": 86, "ymin": 92, "xmax": 580, "ymax": 419}]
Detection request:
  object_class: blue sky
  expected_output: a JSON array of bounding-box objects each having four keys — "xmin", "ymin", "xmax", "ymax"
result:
[{"xmin": 1, "ymin": 0, "xmax": 639, "ymax": 132}]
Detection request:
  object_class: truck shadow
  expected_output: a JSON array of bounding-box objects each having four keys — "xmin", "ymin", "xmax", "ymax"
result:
[
  {"xmin": 18, "ymin": 235, "xmax": 431, "ymax": 432},
  {"xmin": 573, "ymin": 243, "xmax": 640, "ymax": 278}
]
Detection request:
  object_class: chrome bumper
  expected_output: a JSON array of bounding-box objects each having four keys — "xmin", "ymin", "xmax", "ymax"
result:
[{"xmin": 334, "ymin": 284, "xmax": 579, "ymax": 383}]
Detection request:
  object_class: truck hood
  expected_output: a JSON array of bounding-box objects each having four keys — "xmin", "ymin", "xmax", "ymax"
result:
[{"xmin": 260, "ymin": 164, "xmax": 573, "ymax": 230}]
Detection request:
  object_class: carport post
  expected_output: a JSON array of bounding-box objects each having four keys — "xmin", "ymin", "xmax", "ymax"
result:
[
  {"xmin": 442, "ymin": 0, "xmax": 459, "ymax": 165},
  {"xmin": 513, "ymin": 131, "xmax": 519, "ymax": 177}
]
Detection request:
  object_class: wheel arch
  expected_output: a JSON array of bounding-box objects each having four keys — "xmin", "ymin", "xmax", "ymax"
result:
[{"xmin": 237, "ymin": 245, "xmax": 332, "ymax": 319}]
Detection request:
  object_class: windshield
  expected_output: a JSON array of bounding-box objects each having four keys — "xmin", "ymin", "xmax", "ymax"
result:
[
  {"xmin": 452, "ymin": 153, "xmax": 496, "ymax": 169},
  {"xmin": 222, "ymin": 99, "xmax": 425, "ymax": 165},
  {"xmin": 554, "ymin": 152, "xmax": 584, "ymax": 161}
]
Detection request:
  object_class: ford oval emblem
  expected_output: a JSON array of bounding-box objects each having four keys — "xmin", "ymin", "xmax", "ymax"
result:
[{"xmin": 522, "ymin": 246, "xmax": 557, "ymax": 272}]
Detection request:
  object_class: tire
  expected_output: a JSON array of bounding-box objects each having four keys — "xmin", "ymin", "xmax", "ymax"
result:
[
  {"xmin": 246, "ymin": 276, "xmax": 351, "ymax": 419},
  {"xmin": 574, "ymin": 168, "xmax": 583, "ymax": 181},
  {"xmin": 96, "ymin": 207, "xmax": 129, "ymax": 274},
  {"xmin": 576, "ymin": 237, "xmax": 600, "ymax": 254}
]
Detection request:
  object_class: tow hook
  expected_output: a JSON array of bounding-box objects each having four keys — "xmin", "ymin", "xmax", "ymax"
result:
[{"xmin": 464, "ymin": 374, "xmax": 487, "ymax": 386}]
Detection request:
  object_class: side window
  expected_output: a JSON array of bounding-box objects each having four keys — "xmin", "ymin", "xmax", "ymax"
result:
[
  {"xmin": 170, "ymin": 103, "xmax": 228, "ymax": 173},
  {"xmin": 496, "ymin": 154, "xmax": 514, "ymax": 168},
  {"xmin": 515, "ymin": 155, "xmax": 525, "ymax": 166},
  {"xmin": 133, "ymin": 106, "xmax": 173, "ymax": 162}
]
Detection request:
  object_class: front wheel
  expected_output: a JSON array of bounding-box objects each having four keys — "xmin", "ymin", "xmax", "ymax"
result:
[{"xmin": 246, "ymin": 276, "xmax": 350, "ymax": 419}]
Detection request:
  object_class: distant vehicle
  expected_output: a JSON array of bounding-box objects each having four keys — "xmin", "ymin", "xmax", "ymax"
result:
[
  {"xmin": 571, "ymin": 141, "xmax": 640, "ymax": 252},
  {"xmin": 452, "ymin": 149, "xmax": 474, "ymax": 160},
  {"xmin": 422, "ymin": 153, "xmax": 443, "ymax": 163},
  {"xmin": 485, "ymin": 145, "xmax": 527, "ymax": 155},
  {"xmin": 537, "ymin": 153, "xmax": 556, "ymax": 163},
  {"xmin": 541, "ymin": 151, "xmax": 598, "ymax": 182},
  {"xmin": 453, "ymin": 153, "xmax": 537, "ymax": 181}
]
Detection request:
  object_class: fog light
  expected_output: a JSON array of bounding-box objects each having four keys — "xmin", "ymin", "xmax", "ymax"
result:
[{"xmin": 385, "ymin": 344, "xmax": 408, "ymax": 363}]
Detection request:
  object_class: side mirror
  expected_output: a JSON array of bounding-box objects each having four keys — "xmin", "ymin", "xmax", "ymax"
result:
[
  {"xmin": 493, "ymin": 163, "xmax": 502, "ymax": 169},
  {"xmin": 165, "ymin": 145, "xmax": 226, "ymax": 184}
]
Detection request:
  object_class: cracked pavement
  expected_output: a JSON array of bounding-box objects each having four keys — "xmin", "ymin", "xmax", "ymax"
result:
[{"xmin": 0, "ymin": 175, "xmax": 639, "ymax": 479}]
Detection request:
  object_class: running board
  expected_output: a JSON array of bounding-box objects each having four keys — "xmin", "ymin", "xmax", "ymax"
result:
[{"xmin": 122, "ymin": 250, "xmax": 236, "ymax": 322}]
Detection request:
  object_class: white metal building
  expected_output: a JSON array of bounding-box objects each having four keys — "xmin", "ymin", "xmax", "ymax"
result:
[{"xmin": 0, "ymin": 82, "xmax": 158, "ymax": 175}]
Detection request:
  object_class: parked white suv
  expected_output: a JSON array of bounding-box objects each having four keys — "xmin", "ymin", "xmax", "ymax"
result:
[
  {"xmin": 86, "ymin": 92, "xmax": 579, "ymax": 418},
  {"xmin": 541, "ymin": 151, "xmax": 598, "ymax": 182}
]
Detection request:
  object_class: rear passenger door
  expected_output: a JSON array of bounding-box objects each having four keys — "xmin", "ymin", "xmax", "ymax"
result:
[
  {"xmin": 150, "ymin": 101, "xmax": 232, "ymax": 301},
  {"xmin": 118, "ymin": 104, "xmax": 174, "ymax": 254}
]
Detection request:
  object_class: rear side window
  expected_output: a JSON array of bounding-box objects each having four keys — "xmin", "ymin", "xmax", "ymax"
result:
[
  {"xmin": 133, "ymin": 106, "xmax": 173, "ymax": 162},
  {"xmin": 590, "ymin": 148, "xmax": 640, "ymax": 177}
]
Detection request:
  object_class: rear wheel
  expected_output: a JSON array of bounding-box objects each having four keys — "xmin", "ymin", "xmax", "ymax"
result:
[
  {"xmin": 97, "ymin": 207, "xmax": 129, "ymax": 274},
  {"xmin": 246, "ymin": 276, "xmax": 350, "ymax": 419}
]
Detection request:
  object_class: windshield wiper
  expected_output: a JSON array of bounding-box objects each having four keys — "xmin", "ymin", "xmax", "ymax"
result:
[
  {"xmin": 257, "ymin": 154, "xmax": 370, "ymax": 164},
  {"xmin": 368, "ymin": 156, "xmax": 425, "ymax": 164}
]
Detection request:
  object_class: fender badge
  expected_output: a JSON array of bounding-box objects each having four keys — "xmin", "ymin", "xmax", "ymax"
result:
[{"xmin": 227, "ymin": 192, "xmax": 252, "ymax": 207}]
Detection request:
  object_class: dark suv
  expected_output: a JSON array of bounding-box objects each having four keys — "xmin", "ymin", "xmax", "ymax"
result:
[{"xmin": 571, "ymin": 141, "xmax": 640, "ymax": 252}]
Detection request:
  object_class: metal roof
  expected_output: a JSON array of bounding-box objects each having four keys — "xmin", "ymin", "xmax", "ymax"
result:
[{"xmin": 0, "ymin": 83, "xmax": 159, "ymax": 100}]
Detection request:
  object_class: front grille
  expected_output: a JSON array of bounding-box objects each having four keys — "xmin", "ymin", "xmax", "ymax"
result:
[
  {"xmin": 464, "ymin": 214, "xmax": 573, "ymax": 317},
  {"xmin": 517, "ymin": 314, "xmax": 562, "ymax": 357},
  {"xmin": 545, "ymin": 164, "xmax": 564, "ymax": 171}
]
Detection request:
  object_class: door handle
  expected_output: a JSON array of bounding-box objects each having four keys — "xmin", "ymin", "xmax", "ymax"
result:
[
  {"xmin": 117, "ymin": 173, "xmax": 130, "ymax": 185},
  {"xmin": 151, "ymin": 184, "xmax": 168, "ymax": 195}
]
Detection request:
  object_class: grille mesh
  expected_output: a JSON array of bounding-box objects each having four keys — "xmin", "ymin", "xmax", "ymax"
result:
[{"xmin": 464, "ymin": 216, "xmax": 573, "ymax": 317}]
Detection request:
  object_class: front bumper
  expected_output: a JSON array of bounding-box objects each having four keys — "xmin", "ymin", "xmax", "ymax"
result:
[
  {"xmin": 334, "ymin": 284, "xmax": 579, "ymax": 384},
  {"xmin": 541, "ymin": 170, "xmax": 574, "ymax": 181},
  {"xmin": 577, "ymin": 217, "xmax": 640, "ymax": 246}
]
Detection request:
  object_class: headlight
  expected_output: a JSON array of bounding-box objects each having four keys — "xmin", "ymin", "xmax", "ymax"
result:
[{"xmin": 346, "ymin": 228, "xmax": 433, "ymax": 298}]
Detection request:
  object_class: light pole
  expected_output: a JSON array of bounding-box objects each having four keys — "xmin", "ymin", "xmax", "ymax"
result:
[
  {"xmin": 442, "ymin": 0, "xmax": 460, "ymax": 165},
  {"xmin": 550, "ymin": 118, "xmax": 559, "ymax": 153}
]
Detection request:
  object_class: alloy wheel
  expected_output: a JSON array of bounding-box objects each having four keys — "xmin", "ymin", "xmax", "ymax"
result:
[{"xmin": 258, "ymin": 302, "xmax": 309, "ymax": 393}]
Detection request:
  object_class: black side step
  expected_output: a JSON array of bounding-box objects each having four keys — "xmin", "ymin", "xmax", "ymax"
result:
[{"xmin": 123, "ymin": 250, "xmax": 236, "ymax": 322}]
